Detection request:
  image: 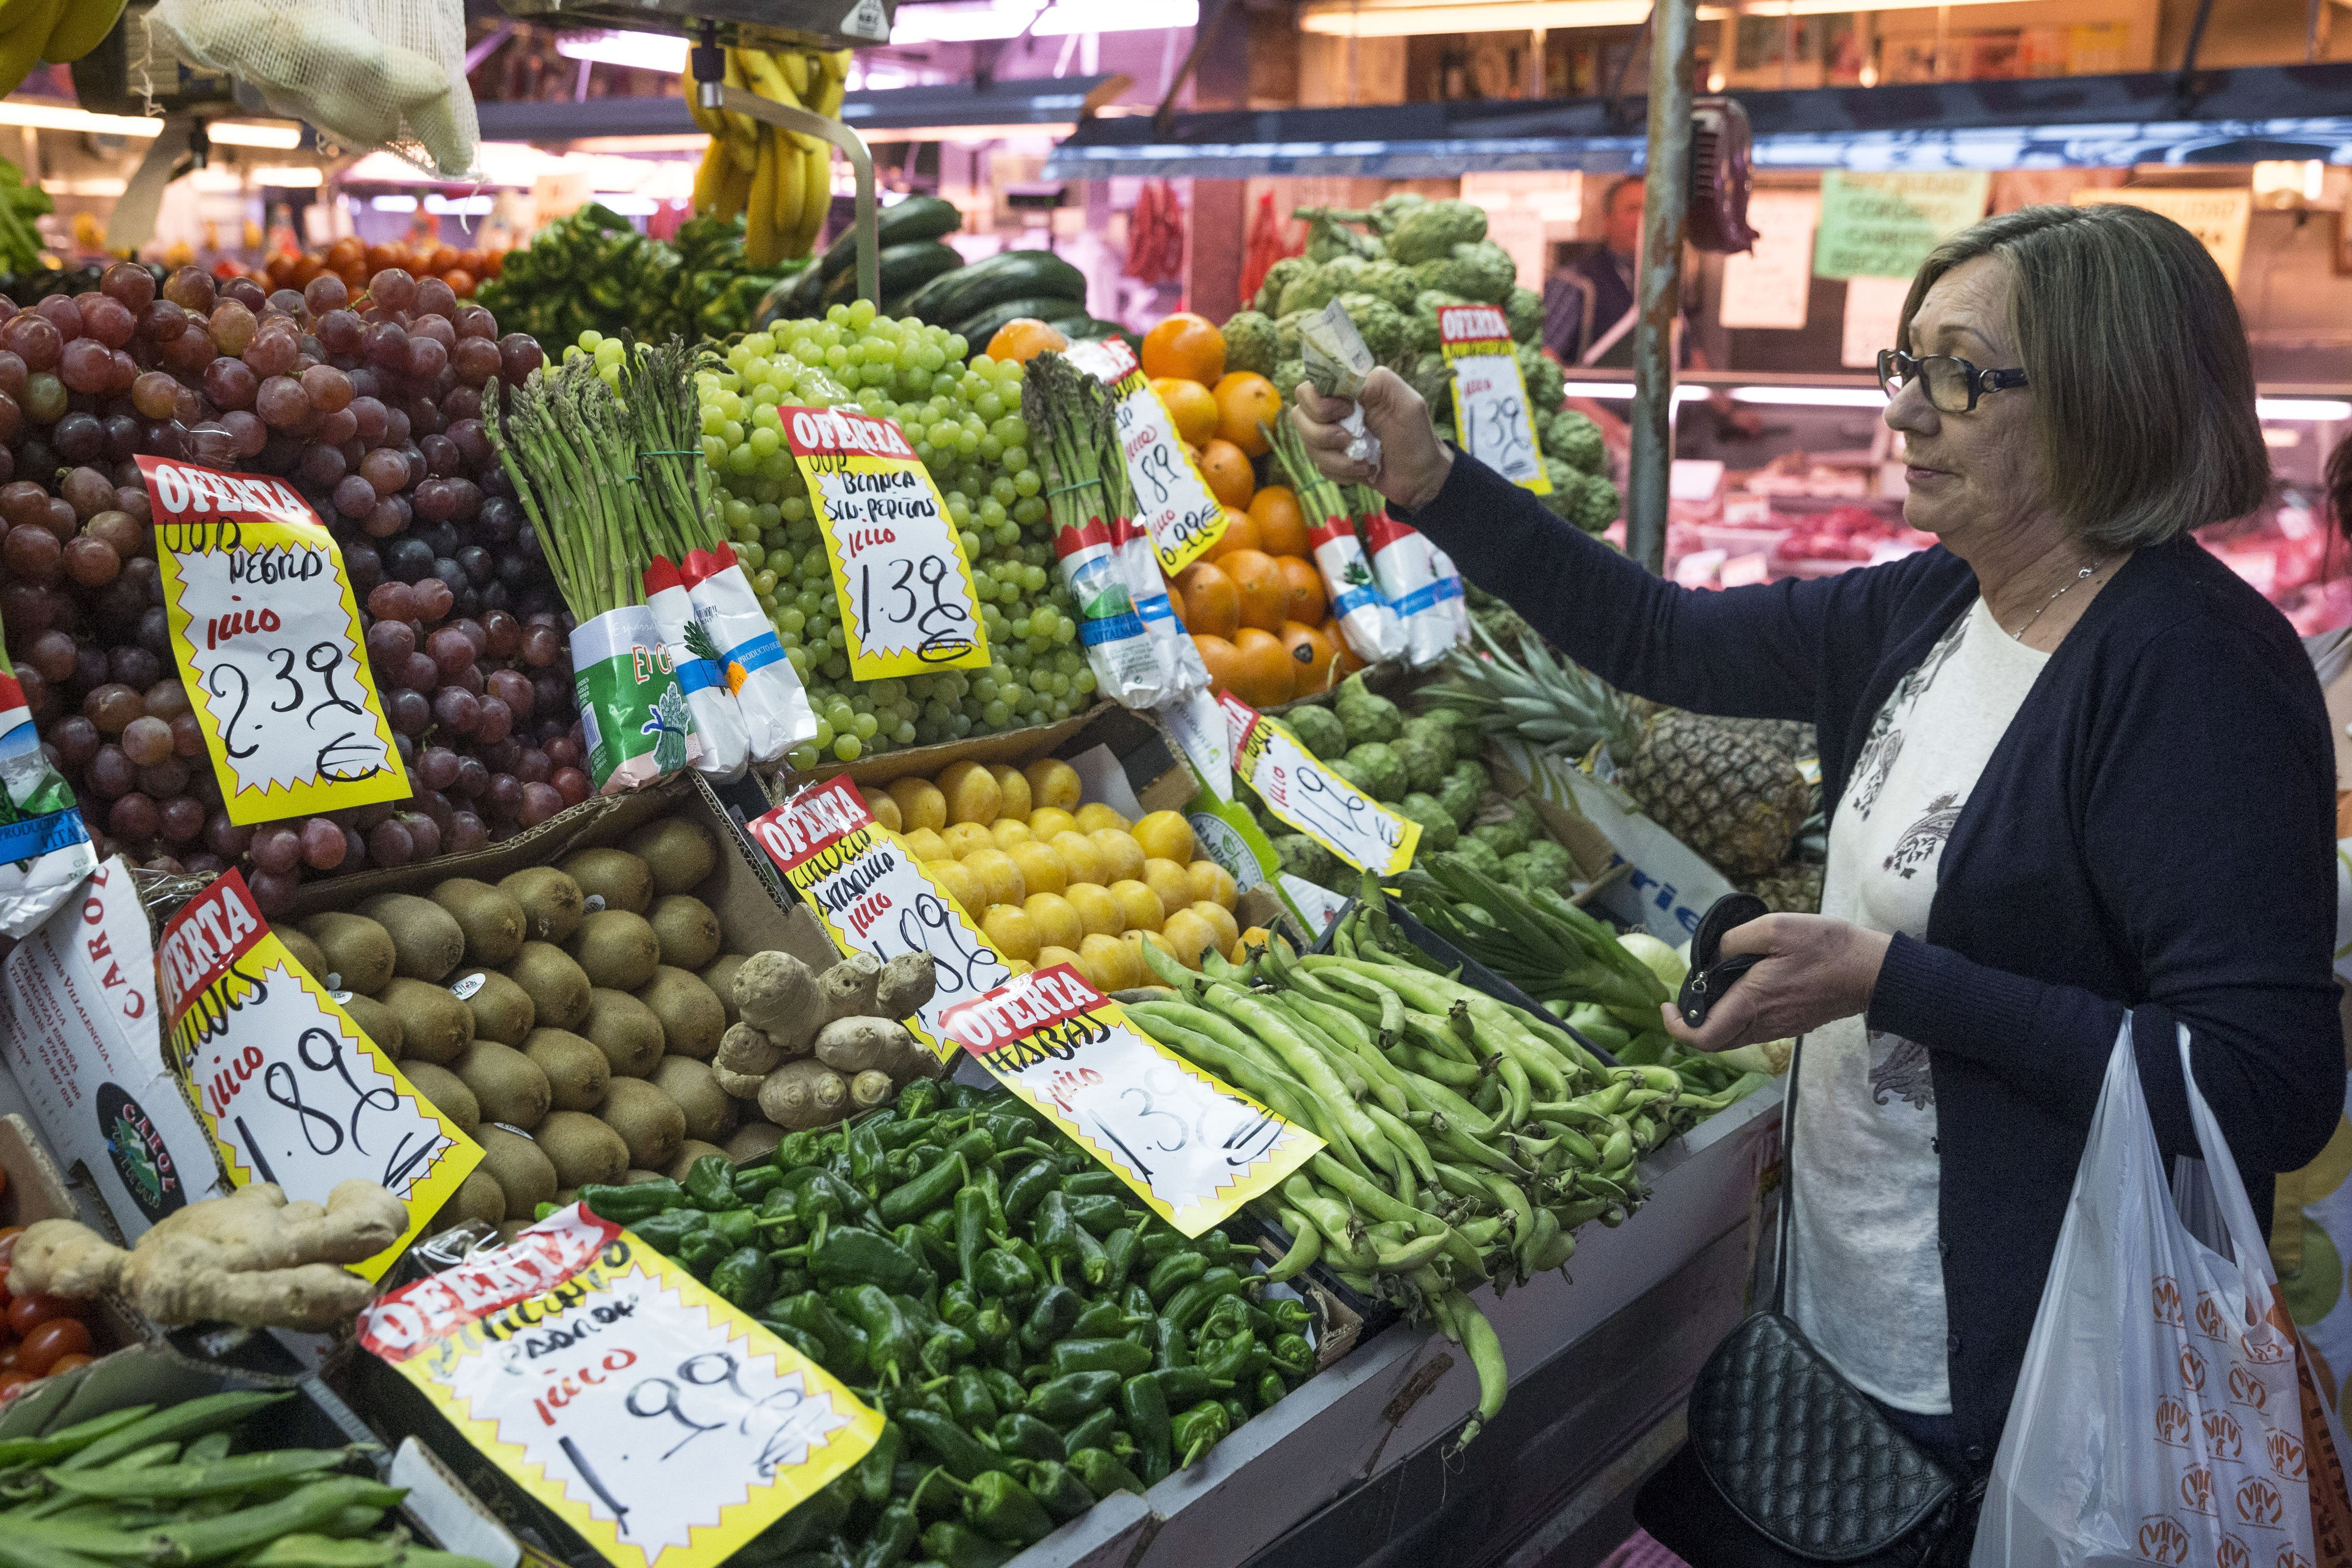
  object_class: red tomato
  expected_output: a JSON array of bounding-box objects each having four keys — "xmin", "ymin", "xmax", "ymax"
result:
[
  {"xmin": 0, "ymin": 1342, "xmax": 25, "ymax": 1369},
  {"xmin": 18, "ymin": 1319, "xmax": 90, "ymax": 1377},
  {"xmin": 42, "ymin": 1353, "xmax": 91, "ymax": 1378},
  {"xmin": 0, "ymin": 1371, "xmax": 33, "ymax": 1396},
  {"xmin": 8, "ymin": 1294, "xmax": 85, "ymax": 1336}
]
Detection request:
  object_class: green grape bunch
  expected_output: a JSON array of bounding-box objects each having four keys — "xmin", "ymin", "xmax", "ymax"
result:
[{"xmin": 676, "ymin": 300, "xmax": 1100, "ymax": 770}]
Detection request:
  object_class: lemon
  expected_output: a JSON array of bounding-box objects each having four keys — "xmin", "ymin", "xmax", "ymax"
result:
[
  {"xmin": 1008, "ymin": 841, "xmax": 1067, "ymax": 898},
  {"xmin": 1234, "ymin": 924, "xmax": 1274, "ymax": 963},
  {"xmin": 1024, "ymin": 892, "xmax": 1085, "ymax": 951},
  {"xmin": 1133, "ymin": 809, "xmax": 1195, "ymax": 865},
  {"xmin": 1064, "ymin": 882, "xmax": 1126, "ymax": 939},
  {"xmin": 1049, "ymin": 831, "xmax": 1109, "ymax": 888},
  {"xmin": 989, "ymin": 765, "xmax": 1034, "ymax": 821},
  {"xmin": 1142, "ymin": 857, "xmax": 1194, "ymax": 916},
  {"xmin": 1024, "ymin": 758, "xmax": 1083, "ymax": 812},
  {"xmin": 936, "ymin": 760, "xmax": 1003, "ymax": 825},
  {"xmin": 1091, "ymin": 829, "xmax": 1147, "ymax": 885},
  {"xmin": 860, "ymin": 786, "xmax": 902, "ymax": 834},
  {"xmin": 981, "ymin": 903, "xmax": 1041, "ymax": 964},
  {"xmin": 1079, "ymin": 932, "xmax": 1139, "ymax": 991},
  {"xmin": 1190, "ymin": 900, "xmax": 1241, "ymax": 954},
  {"xmin": 887, "ymin": 778, "xmax": 948, "ymax": 833},
  {"xmin": 1036, "ymin": 943, "xmax": 1084, "ymax": 976},
  {"xmin": 1161, "ymin": 908, "xmax": 1220, "ymax": 970},
  {"xmin": 1123, "ymin": 929, "xmax": 1177, "ymax": 985},
  {"xmin": 926, "ymin": 858, "xmax": 984, "ymax": 914},
  {"xmin": 1109, "ymin": 879, "xmax": 1165, "ymax": 933},
  {"xmin": 1028, "ymin": 806, "xmax": 1079, "ymax": 841},
  {"xmin": 902, "ymin": 827, "xmax": 949, "ymax": 862},
  {"xmin": 989, "ymin": 818, "xmax": 1034, "ymax": 850},
  {"xmin": 963, "ymin": 848, "xmax": 1027, "ymax": 909},
  {"xmin": 942, "ymin": 822, "xmax": 995, "ymax": 859},
  {"xmin": 1075, "ymin": 801, "xmax": 1131, "ymax": 834},
  {"xmin": 1187, "ymin": 859, "xmax": 1240, "ymax": 910}
]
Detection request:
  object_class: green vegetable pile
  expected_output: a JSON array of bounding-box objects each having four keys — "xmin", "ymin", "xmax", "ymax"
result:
[
  {"xmin": 1123, "ymin": 889, "xmax": 1741, "ymax": 1450},
  {"xmin": 568, "ymin": 1079, "xmax": 1316, "ymax": 1568},
  {"xmin": 478, "ymin": 206, "xmax": 809, "ymax": 347},
  {"xmin": 656, "ymin": 215, "xmax": 811, "ymax": 341},
  {"xmin": 0, "ymin": 1389, "xmax": 492, "ymax": 1568},
  {"xmin": 0, "ymin": 156, "xmax": 52, "ymax": 275}
]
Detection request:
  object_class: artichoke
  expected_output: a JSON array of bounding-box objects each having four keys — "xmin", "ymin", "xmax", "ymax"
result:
[
  {"xmin": 1397, "ymin": 793, "xmax": 1460, "ymax": 852},
  {"xmin": 1451, "ymin": 834, "xmax": 1506, "ymax": 880},
  {"xmin": 1409, "ymin": 289, "xmax": 1473, "ymax": 355},
  {"xmin": 1335, "ymin": 293, "xmax": 1407, "ymax": 366},
  {"xmin": 1340, "ymin": 742, "xmax": 1410, "ymax": 802},
  {"xmin": 1286, "ymin": 703, "xmax": 1349, "ymax": 761},
  {"xmin": 1505, "ymin": 285, "xmax": 1543, "ymax": 344},
  {"xmin": 1360, "ymin": 261, "xmax": 1421, "ymax": 311},
  {"xmin": 1272, "ymin": 833, "xmax": 1341, "ymax": 888},
  {"xmin": 1547, "ymin": 410, "xmax": 1606, "ymax": 476},
  {"xmin": 1412, "ymin": 241, "xmax": 1517, "ymax": 305},
  {"xmin": 1278, "ymin": 264, "xmax": 1349, "ymax": 318},
  {"xmin": 1224, "ymin": 310, "xmax": 1279, "ymax": 377},
  {"xmin": 1254, "ymin": 255, "xmax": 1312, "ymax": 315},
  {"xmin": 1336, "ymin": 672, "xmax": 1404, "ymax": 744},
  {"xmin": 1394, "ymin": 730, "xmax": 1452, "ymax": 794},
  {"xmin": 1387, "ymin": 199, "xmax": 1489, "ymax": 266},
  {"xmin": 1301, "ymin": 209, "xmax": 1385, "ymax": 263},
  {"xmin": 1366, "ymin": 192, "xmax": 1430, "ymax": 234},
  {"xmin": 1518, "ymin": 342, "xmax": 1563, "ymax": 419},
  {"xmin": 1570, "ymin": 471, "xmax": 1622, "ymax": 533},
  {"xmin": 1273, "ymin": 358, "xmax": 1305, "ymax": 401}
]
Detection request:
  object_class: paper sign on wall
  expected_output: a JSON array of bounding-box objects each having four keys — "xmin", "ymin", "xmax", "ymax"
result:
[
  {"xmin": 159, "ymin": 870, "xmax": 481, "ymax": 1278},
  {"xmin": 784, "ymin": 406, "xmax": 991, "ymax": 680},
  {"xmin": 941, "ymin": 964, "xmax": 1323, "ymax": 1236},
  {"xmin": 1064, "ymin": 337, "xmax": 1229, "ymax": 574},
  {"xmin": 1222, "ymin": 693, "xmax": 1420, "ymax": 877},
  {"xmin": 0, "ymin": 857, "xmax": 226, "ymax": 1238},
  {"xmin": 1719, "ymin": 191, "xmax": 1821, "ymax": 330},
  {"xmin": 143, "ymin": 456, "xmax": 410, "ymax": 825},
  {"xmin": 1438, "ymin": 305, "xmax": 1550, "ymax": 494},
  {"xmin": 1812, "ymin": 170, "xmax": 1990, "ymax": 282},
  {"xmin": 2072, "ymin": 187, "xmax": 2252, "ymax": 286},
  {"xmin": 1840, "ymin": 275, "xmax": 1913, "ymax": 370},
  {"xmin": 358, "ymin": 1207, "xmax": 879, "ymax": 1568},
  {"xmin": 746, "ymin": 777, "xmax": 1012, "ymax": 1063}
]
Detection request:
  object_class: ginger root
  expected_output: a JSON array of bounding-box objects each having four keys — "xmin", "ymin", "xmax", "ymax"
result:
[{"xmin": 10, "ymin": 1180, "xmax": 407, "ymax": 1330}]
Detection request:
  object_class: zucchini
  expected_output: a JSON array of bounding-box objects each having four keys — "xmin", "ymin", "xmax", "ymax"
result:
[
  {"xmin": 820, "ymin": 241, "xmax": 964, "ymax": 309},
  {"xmin": 953, "ymin": 295, "xmax": 1093, "ymax": 351},
  {"xmin": 816, "ymin": 194, "xmax": 963, "ymax": 281},
  {"xmin": 1069, "ymin": 319, "xmax": 1141, "ymax": 352},
  {"xmin": 758, "ymin": 264, "xmax": 827, "ymax": 326},
  {"xmin": 902, "ymin": 248, "xmax": 1087, "ymax": 327}
]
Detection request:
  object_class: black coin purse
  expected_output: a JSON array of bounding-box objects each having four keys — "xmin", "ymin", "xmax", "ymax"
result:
[{"xmin": 1675, "ymin": 892, "xmax": 1770, "ymax": 1029}]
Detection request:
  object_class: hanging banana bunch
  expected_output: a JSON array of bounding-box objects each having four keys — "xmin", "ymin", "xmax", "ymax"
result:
[{"xmin": 681, "ymin": 44, "xmax": 853, "ymax": 267}]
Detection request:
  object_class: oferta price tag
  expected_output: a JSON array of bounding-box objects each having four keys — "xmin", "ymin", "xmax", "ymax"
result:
[
  {"xmin": 940, "ymin": 964, "xmax": 1323, "ymax": 1236},
  {"xmin": 746, "ymin": 777, "xmax": 1011, "ymax": 1063},
  {"xmin": 158, "ymin": 869, "xmax": 481, "ymax": 1279},
  {"xmin": 1064, "ymin": 337, "xmax": 1228, "ymax": 574},
  {"xmin": 1438, "ymin": 306, "xmax": 1551, "ymax": 494},
  {"xmin": 142, "ymin": 456, "xmax": 412, "ymax": 823},
  {"xmin": 1221, "ymin": 692, "xmax": 1421, "ymax": 876},
  {"xmin": 357, "ymin": 1206, "xmax": 880, "ymax": 1568},
  {"xmin": 783, "ymin": 406, "xmax": 991, "ymax": 679}
]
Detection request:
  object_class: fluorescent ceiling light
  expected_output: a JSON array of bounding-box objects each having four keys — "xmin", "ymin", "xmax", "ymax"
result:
[
  {"xmin": 2258, "ymin": 399, "xmax": 2352, "ymax": 421},
  {"xmin": 40, "ymin": 177, "xmax": 125, "ymax": 196},
  {"xmin": 371, "ymin": 194, "xmax": 419, "ymax": 212},
  {"xmin": 1730, "ymin": 386, "xmax": 1886, "ymax": 407},
  {"xmin": 205, "ymin": 121, "xmax": 303, "ymax": 150},
  {"xmin": 252, "ymin": 166, "xmax": 323, "ymax": 187},
  {"xmin": 592, "ymin": 192, "xmax": 658, "ymax": 215},
  {"xmin": 553, "ymin": 29, "xmax": 690, "ymax": 72},
  {"xmin": 569, "ymin": 135, "xmax": 710, "ymax": 153},
  {"xmin": 1297, "ymin": 0, "xmax": 2044, "ymax": 32},
  {"xmin": 424, "ymin": 192, "xmax": 495, "ymax": 214},
  {"xmin": 1562, "ymin": 381, "xmax": 1707, "ymax": 403},
  {"xmin": 0, "ymin": 101, "xmax": 160, "ymax": 137},
  {"xmin": 863, "ymin": 121, "xmax": 1075, "ymax": 143},
  {"xmin": 890, "ymin": 0, "xmax": 1197, "ymax": 44}
]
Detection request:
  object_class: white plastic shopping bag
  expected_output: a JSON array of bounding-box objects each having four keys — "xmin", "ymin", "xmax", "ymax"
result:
[{"xmin": 1973, "ymin": 1022, "xmax": 2352, "ymax": 1568}]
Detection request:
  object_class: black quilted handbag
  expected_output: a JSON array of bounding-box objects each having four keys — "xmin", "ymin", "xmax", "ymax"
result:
[{"xmin": 1634, "ymin": 900, "xmax": 1977, "ymax": 1568}]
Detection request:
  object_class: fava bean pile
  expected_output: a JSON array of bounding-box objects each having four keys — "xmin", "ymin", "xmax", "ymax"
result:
[
  {"xmin": 0, "ymin": 1389, "xmax": 492, "ymax": 1568},
  {"xmin": 572, "ymin": 1079, "xmax": 1316, "ymax": 1567}
]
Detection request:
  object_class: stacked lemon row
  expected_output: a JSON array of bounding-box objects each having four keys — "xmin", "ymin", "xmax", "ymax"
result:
[
  {"xmin": 686, "ymin": 45, "xmax": 850, "ymax": 267},
  {"xmin": 865, "ymin": 759, "xmax": 1264, "ymax": 994}
]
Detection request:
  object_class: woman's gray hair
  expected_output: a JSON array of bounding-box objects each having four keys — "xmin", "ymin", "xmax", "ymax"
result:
[{"xmin": 1901, "ymin": 202, "xmax": 2269, "ymax": 549}]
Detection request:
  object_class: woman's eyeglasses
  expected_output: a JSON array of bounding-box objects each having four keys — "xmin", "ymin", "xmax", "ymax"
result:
[{"xmin": 1876, "ymin": 350, "xmax": 2029, "ymax": 414}]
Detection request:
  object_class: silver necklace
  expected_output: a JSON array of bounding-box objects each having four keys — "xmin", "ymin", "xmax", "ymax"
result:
[{"xmin": 2005, "ymin": 562, "xmax": 2101, "ymax": 642}]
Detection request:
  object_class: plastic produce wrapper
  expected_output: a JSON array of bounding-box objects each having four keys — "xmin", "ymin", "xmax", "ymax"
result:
[
  {"xmin": 1365, "ymin": 513, "xmax": 1457, "ymax": 669},
  {"xmin": 1427, "ymin": 545, "xmax": 1472, "ymax": 644},
  {"xmin": 1302, "ymin": 301, "xmax": 1383, "ymax": 473},
  {"xmin": 1114, "ymin": 513, "xmax": 1209, "ymax": 695},
  {"xmin": 1310, "ymin": 515, "xmax": 1405, "ymax": 666},
  {"xmin": 682, "ymin": 544, "xmax": 817, "ymax": 765},
  {"xmin": 644, "ymin": 559, "xmax": 748, "ymax": 783},
  {"xmin": 0, "ymin": 665, "xmax": 97, "ymax": 937},
  {"xmin": 1053, "ymin": 517, "xmax": 1169, "ymax": 707},
  {"xmin": 570, "ymin": 604, "xmax": 702, "ymax": 793}
]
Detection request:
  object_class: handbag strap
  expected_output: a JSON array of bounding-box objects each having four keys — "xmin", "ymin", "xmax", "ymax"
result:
[{"xmin": 1771, "ymin": 1036, "xmax": 1801, "ymax": 1315}]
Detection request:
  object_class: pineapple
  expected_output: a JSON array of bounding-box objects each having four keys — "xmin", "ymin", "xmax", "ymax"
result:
[{"xmin": 1738, "ymin": 861, "xmax": 1825, "ymax": 915}]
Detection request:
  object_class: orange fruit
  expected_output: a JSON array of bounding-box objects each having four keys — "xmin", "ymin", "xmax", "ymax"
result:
[
  {"xmin": 1199, "ymin": 438, "xmax": 1255, "ymax": 508},
  {"xmin": 1229, "ymin": 627, "xmax": 1295, "ymax": 707},
  {"xmin": 1214, "ymin": 372, "xmax": 1283, "ymax": 456},
  {"xmin": 1160, "ymin": 573, "xmax": 1190, "ymax": 628},
  {"xmin": 1325, "ymin": 615, "xmax": 1368, "ymax": 675},
  {"xmin": 1174, "ymin": 561, "xmax": 1241, "ymax": 639},
  {"xmin": 1153, "ymin": 377, "xmax": 1218, "ymax": 446},
  {"xmin": 1194, "ymin": 633, "xmax": 1242, "ymax": 698},
  {"xmin": 1219, "ymin": 548, "xmax": 1289, "ymax": 634},
  {"xmin": 986, "ymin": 318, "xmax": 1068, "ymax": 363},
  {"xmin": 1202, "ymin": 508, "xmax": 1258, "ymax": 562},
  {"xmin": 1275, "ymin": 556, "xmax": 1325, "ymax": 624},
  {"xmin": 1280, "ymin": 621, "xmax": 1337, "ymax": 695},
  {"xmin": 1249, "ymin": 486, "xmax": 1310, "ymax": 556},
  {"xmin": 1141, "ymin": 312, "xmax": 1226, "ymax": 385}
]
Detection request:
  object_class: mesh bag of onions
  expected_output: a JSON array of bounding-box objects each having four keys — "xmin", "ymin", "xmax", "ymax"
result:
[{"xmin": 147, "ymin": 0, "xmax": 476, "ymax": 176}]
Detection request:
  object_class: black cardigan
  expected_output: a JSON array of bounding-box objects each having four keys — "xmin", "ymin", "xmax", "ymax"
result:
[{"xmin": 1405, "ymin": 455, "xmax": 2343, "ymax": 1453}]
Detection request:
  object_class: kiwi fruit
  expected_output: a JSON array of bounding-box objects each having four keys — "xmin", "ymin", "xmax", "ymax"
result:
[
  {"xmin": 474, "ymin": 1126, "xmax": 557, "ymax": 1214},
  {"xmin": 299, "ymin": 913, "xmax": 395, "ymax": 996},
  {"xmin": 650, "ymin": 1057, "xmax": 738, "ymax": 1143},
  {"xmin": 535, "ymin": 1110, "xmax": 630, "ymax": 1188},
  {"xmin": 338, "ymin": 993, "xmax": 403, "ymax": 1059},
  {"xmin": 625, "ymin": 818, "xmax": 718, "ymax": 897},
  {"xmin": 700, "ymin": 954, "xmax": 748, "ymax": 1028},
  {"xmin": 639, "ymin": 966, "xmax": 725, "ymax": 1060},
  {"xmin": 581, "ymin": 989, "xmax": 665, "ymax": 1079},
  {"xmin": 278, "ymin": 927, "xmax": 329, "ymax": 981},
  {"xmin": 445, "ymin": 1168, "xmax": 506, "ymax": 1228},
  {"xmin": 723, "ymin": 1121, "xmax": 785, "ymax": 1163},
  {"xmin": 359, "ymin": 894, "xmax": 467, "ymax": 983},
  {"xmin": 452, "ymin": 968, "xmax": 535, "ymax": 1046},
  {"xmin": 501, "ymin": 867, "xmax": 585, "ymax": 944},
  {"xmin": 506, "ymin": 942, "xmax": 590, "ymax": 1032},
  {"xmin": 522, "ymin": 1027, "xmax": 612, "ymax": 1114},
  {"xmin": 598, "ymin": 1077, "xmax": 686, "ymax": 1171},
  {"xmin": 378, "ymin": 978, "xmax": 475, "ymax": 1064},
  {"xmin": 401, "ymin": 1061, "xmax": 479, "ymax": 1134},
  {"xmin": 665, "ymin": 1139, "xmax": 729, "ymax": 1182},
  {"xmin": 648, "ymin": 896, "xmax": 722, "ymax": 972},
  {"xmin": 429, "ymin": 878, "xmax": 528, "ymax": 967},
  {"xmin": 623, "ymin": 1168, "xmax": 668, "ymax": 1184},
  {"xmin": 560, "ymin": 848, "xmax": 652, "ymax": 915},
  {"xmin": 450, "ymin": 1039, "xmax": 551, "ymax": 1131},
  {"xmin": 570, "ymin": 911, "xmax": 661, "ymax": 992}
]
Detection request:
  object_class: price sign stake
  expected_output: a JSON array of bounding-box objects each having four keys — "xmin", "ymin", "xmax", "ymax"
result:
[
  {"xmin": 747, "ymin": 778, "xmax": 1011, "ymax": 1062},
  {"xmin": 1221, "ymin": 693, "xmax": 1421, "ymax": 876},
  {"xmin": 159, "ymin": 870, "xmax": 482, "ymax": 1278},
  {"xmin": 1064, "ymin": 338, "xmax": 1228, "ymax": 574},
  {"xmin": 1438, "ymin": 307, "xmax": 1551, "ymax": 494},
  {"xmin": 784, "ymin": 406, "xmax": 990, "ymax": 679},
  {"xmin": 941, "ymin": 964, "xmax": 1323, "ymax": 1235},
  {"xmin": 143, "ymin": 456, "xmax": 412, "ymax": 823},
  {"xmin": 359, "ymin": 1207, "xmax": 879, "ymax": 1568}
]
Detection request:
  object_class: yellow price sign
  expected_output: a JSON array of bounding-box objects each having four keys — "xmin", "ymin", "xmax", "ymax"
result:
[
  {"xmin": 1222, "ymin": 693, "xmax": 1421, "ymax": 877},
  {"xmin": 357, "ymin": 1208, "xmax": 880, "ymax": 1568},
  {"xmin": 157, "ymin": 871, "xmax": 480, "ymax": 1280},
  {"xmin": 140, "ymin": 456, "xmax": 411, "ymax": 824},
  {"xmin": 1437, "ymin": 306, "xmax": 1549, "ymax": 495},
  {"xmin": 1063, "ymin": 337, "xmax": 1229, "ymax": 574},
  {"xmin": 941, "ymin": 963, "xmax": 1324, "ymax": 1236},
  {"xmin": 784, "ymin": 406, "xmax": 991, "ymax": 680}
]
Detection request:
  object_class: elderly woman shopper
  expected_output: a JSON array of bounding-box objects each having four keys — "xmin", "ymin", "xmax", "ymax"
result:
[{"xmin": 1292, "ymin": 203, "xmax": 2342, "ymax": 1488}]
